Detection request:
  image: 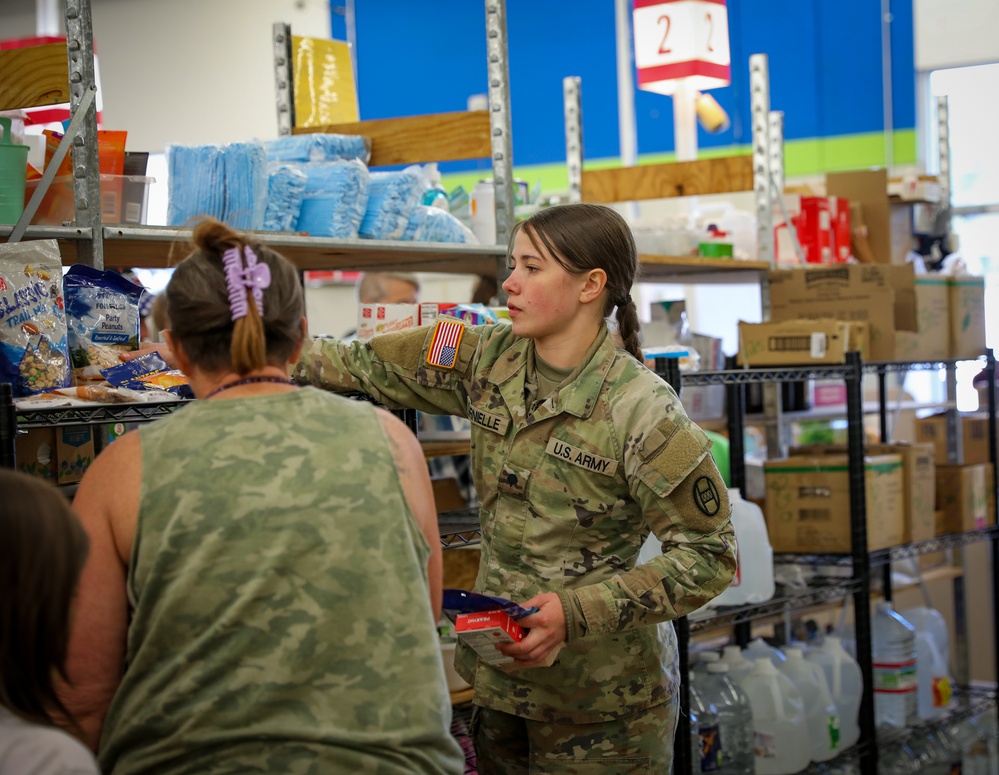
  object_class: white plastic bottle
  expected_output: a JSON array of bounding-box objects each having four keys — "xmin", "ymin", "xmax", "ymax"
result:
[
  {"xmin": 914, "ymin": 627, "xmax": 951, "ymax": 720},
  {"xmin": 706, "ymin": 488, "xmax": 775, "ymax": 608},
  {"xmin": 690, "ymin": 671, "xmax": 724, "ymax": 773},
  {"xmin": 780, "ymin": 646, "xmax": 841, "ymax": 762},
  {"xmin": 420, "ymin": 164, "xmax": 450, "ymax": 211},
  {"xmin": 739, "ymin": 658, "xmax": 810, "ymax": 775},
  {"xmin": 719, "ymin": 644, "xmax": 755, "ymax": 685},
  {"xmin": 693, "ymin": 649, "xmax": 721, "ymax": 674},
  {"xmin": 702, "ymin": 661, "xmax": 755, "ymax": 774},
  {"xmin": 743, "ymin": 637, "xmax": 786, "ymax": 668},
  {"xmin": 806, "ymin": 636, "xmax": 863, "ymax": 749},
  {"xmin": 900, "ymin": 605, "xmax": 951, "ymax": 670},
  {"xmin": 872, "ymin": 601, "xmax": 918, "ymax": 728},
  {"xmin": 470, "ymin": 179, "xmax": 496, "ymax": 245}
]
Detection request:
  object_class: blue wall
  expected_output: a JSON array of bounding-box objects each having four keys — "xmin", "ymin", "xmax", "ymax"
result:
[{"xmin": 334, "ymin": 0, "xmax": 915, "ymax": 170}]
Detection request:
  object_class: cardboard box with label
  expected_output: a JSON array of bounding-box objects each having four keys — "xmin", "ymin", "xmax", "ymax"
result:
[
  {"xmin": 914, "ymin": 412, "xmax": 991, "ymax": 466},
  {"xmin": 826, "ymin": 168, "xmax": 916, "ymax": 266},
  {"xmin": 56, "ymin": 426, "xmax": 95, "ymax": 484},
  {"xmin": 764, "ymin": 453, "xmax": 905, "ymax": 553},
  {"xmin": 893, "ymin": 276, "xmax": 950, "ymax": 363},
  {"xmin": 455, "ymin": 611, "xmax": 525, "ymax": 665},
  {"xmin": 767, "ymin": 263, "xmax": 917, "ymax": 362},
  {"xmin": 949, "ymin": 276, "xmax": 987, "ymax": 360},
  {"xmin": 16, "ymin": 428, "xmax": 57, "ymax": 481},
  {"xmin": 935, "ymin": 464, "xmax": 995, "ymax": 535},
  {"xmin": 738, "ymin": 319, "xmax": 869, "ymax": 366}
]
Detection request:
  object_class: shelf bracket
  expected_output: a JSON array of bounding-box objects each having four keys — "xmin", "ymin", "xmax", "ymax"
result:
[
  {"xmin": 273, "ymin": 22, "xmax": 294, "ymax": 138},
  {"xmin": 563, "ymin": 76, "xmax": 583, "ymax": 205},
  {"xmin": 750, "ymin": 54, "xmax": 775, "ymax": 267},
  {"xmin": 485, "ymin": 0, "xmax": 514, "ymax": 284},
  {"xmin": 65, "ymin": 0, "xmax": 104, "ymax": 269}
]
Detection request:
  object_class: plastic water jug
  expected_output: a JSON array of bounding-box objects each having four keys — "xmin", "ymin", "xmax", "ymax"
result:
[
  {"xmin": 703, "ymin": 661, "xmax": 755, "ymax": 775},
  {"xmin": 973, "ymin": 708, "xmax": 999, "ymax": 775},
  {"xmin": 806, "ymin": 636, "xmax": 863, "ymax": 748},
  {"xmin": 0, "ymin": 117, "xmax": 29, "ymax": 225},
  {"xmin": 914, "ymin": 628, "xmax": 952, "ymax": 719},
  {"xmin": 739, "ymin": 658, "xmax": 810, "ymax": 775},
  {"xmin": 900, "ymin": 605, "xmax": 951, "ymax": 672},
  {"xmin": 949, "ymin": 717, "xmax": 989, "ymax": 775},
  {"xmin": 879, "ymin": 742, "xmax": 921, "ymax": 774},
  {"xmin": 719, "ymin": 644, "xmax": 755, "ymax": 685},
  {"xmin": 693, "ymin": 649, "xmax": 721, "ymax": 674},
  {"xmin": 781, "ymin": 646, "xmax": 842, "ymax": 762},
  {"xmin": 744, "ymin": 637, "xmax": 786, "ymax": 668},
  {"xmin": 690, "ymin": 671, "xmax": 724, "ymax": 772},
  {"xmin": 872, "ymin": 601, "xmax": 918, "ymax": 728},
  {"xmin": 909, "ymin": 728, "xmax": 960, "ymax": 775},
  {"xmin": 706, "ymin": 488, "xmax": 775, "ymax": 608}
]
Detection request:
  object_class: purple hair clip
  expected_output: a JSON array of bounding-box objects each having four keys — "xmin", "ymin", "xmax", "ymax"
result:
[{"xmin": 222, "ymin": 245, "xmax": 271, "ymax": 322}]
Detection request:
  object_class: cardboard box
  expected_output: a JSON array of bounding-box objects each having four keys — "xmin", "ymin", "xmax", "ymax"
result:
[
  {"xmin": 767, "ymin": 263, "xmax": 917, "ymax": 362},
  {"xmin": 15, "ymin": 428, "xmax": 56, "ymax": 481},
  {"xmin": 935, "ymin": 464, "xmax": 994, "ymax": 535},
  {"xmin": 871, "ymin": 442, "xmax": 936, "ymax": 545},
  {"xmin": 764, "ymin": 453, "xmax": 905, "ymax": 553},
  {"xmin": 948, "ymin": 276, "xmax": 987, "ymax": 360},
  {"xmin": 56, "ymin": 425, "xmax": 95, "ymax": 484},
  {"xmin": 789, "ymin": 442, "xmax": 935, "ymax": 546},
  {"xmin": 829, "ymin": 196, "xmax": 852, "ymax": 264},
  {"xmin": 827, "ymin": 168, "xmax": 917, "ymax": 265},
  {"xmin": 455, "ymin": 610, "xmax": 525, "ymax": 665},
  {"xmin": 893, "ymin": 276, "xmax": 950, "ymax": 363},
  {"xmin": 914, "ymin": 412, "xmax": 991, "ymax": 466},
  {"xmin": 738, "ymin": 319, "xmax": 869, "ymax": 367}
]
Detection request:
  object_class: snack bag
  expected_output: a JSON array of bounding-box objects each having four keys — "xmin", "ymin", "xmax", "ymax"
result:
[
  {"xmin": 64, "ymin": 265, "xmax": 143, "ymax": 370},
  {"xmin": 0, "ymin": 240, "xmax": 71, "ymax": 397}
]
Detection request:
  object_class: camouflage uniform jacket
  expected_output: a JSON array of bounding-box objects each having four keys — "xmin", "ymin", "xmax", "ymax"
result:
[
  {"xmin": 295, "ymin": 323, "xmax": 736, "ymax": 723},
  {"xmin": 98, "ymin": 389, "xmax": 464, "ymax": 775}
]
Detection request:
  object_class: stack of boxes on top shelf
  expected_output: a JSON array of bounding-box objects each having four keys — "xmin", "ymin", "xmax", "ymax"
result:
[{"xmin": 738, "ymin": 167, "xmax": 993, "ymax": 556}]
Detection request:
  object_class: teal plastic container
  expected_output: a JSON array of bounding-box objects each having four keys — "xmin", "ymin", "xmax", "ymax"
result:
[{"xmin": 0, "ymin": 117, "xmax": 30, "ymax": 225}]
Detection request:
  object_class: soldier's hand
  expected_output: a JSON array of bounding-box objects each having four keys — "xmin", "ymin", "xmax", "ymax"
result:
[{"xmin": 498, "ymin": 592, "xmax": 566, "ymax": 668}]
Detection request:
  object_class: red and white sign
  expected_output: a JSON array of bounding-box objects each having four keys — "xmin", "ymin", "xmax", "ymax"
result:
[{"xmin": 633, "ymin": 0, "xmax": 731, "ymax": 95}]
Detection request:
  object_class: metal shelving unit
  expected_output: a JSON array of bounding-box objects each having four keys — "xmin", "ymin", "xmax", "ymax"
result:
[{"xmin": 675, "ymin": 350, "xmax": 999, "ymax": 775}]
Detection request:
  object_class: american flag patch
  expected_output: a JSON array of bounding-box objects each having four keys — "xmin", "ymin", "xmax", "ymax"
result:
[{"xmin": 427, "ymin": 319, "xmax": 465, "ymax": 369}]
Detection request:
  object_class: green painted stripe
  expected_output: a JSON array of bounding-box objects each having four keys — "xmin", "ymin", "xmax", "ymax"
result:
[
  {"xmin": 765, "ymin": 461, "xmax": 903, "ymax": 474},
  {"xmin": 441, "ymin": 130, "xmax": 918, "ymax": 196}
]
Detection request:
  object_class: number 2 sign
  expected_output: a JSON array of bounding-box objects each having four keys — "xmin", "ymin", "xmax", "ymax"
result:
[{"xmin": 633, "ymin": 0, "xmax": 731, "ymax": 95}]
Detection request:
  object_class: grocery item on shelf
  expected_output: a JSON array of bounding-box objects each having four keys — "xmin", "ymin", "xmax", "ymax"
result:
[
  {"xmin": 470, "ymin": 178, "xmax": 496, "ymax": 245},
  {"xmin": 908, "ymin": 727, "xmax": 962, "ymax": 775},
  {"xmin": 359, "ymin": 167, "xmax": 424, "ymax": 240},
  {"xmin": 63, "ymin": 264, "xmax": 143, "ymax": 371},
  {"xmin": 719, "ymin": 644, "xmax": 755, "ymax": 685},
  {"xmin": 689, "ymin": 671, "xmax": 724, "ymax": 773},
  {"xmin": 262, "ymin": 132, "xmax": 370, "ymax": 164},
  {"xmin": 703, "ymin": 488, "xmax": 774, "ymax": 608},
  {"xmin": 167, "ymin": 142, "xmax": 268, "ymax": 230},
  {"xmin": 913, "ymin": 626, "xmax": 952, "ymax": 720},
  {"xmin": 263, "ymin": 163, "xmax": 307, "ymax": 232},
  {"xmin": 401, "ymin": 205, "xmax": 476, "ymax": 243},
  {"xmin": 871, "ymin": 601, "xmax": 918, "ymax": 728},
  {"xmin": 0, "ymin": 115, "xmax": 29, "ymax": 224},
  {"xmin": 296, "ymin": 159, "xmax": 370, "ymax": 238},
  {"xmin": 780, "ymin": 646, "xmax": 842, "ymax": 763},
  {"xmin": 743, "ymin": 637, "xmax": 785, "ymax": 668},
  {"xmin": 701, "ymin": 661, "xmax": 755, "ymax": 774},
  {"xmin": 692, "ymin": 649, "xmax": 720, "ymax": 674},
  {"xmin": 739, "ymin": 658, "xmax": 810, "ymax": 775},
  {"xmin": 0, "ymin": 239, "xmax": 71, "ymax": 397},
  {"xmin": 805, "ymin": 636, "xmax": 862, "ymax": 749},
  {"xmin": 878, "ymin": 741, "xmax": 921, "ymax": 774}
]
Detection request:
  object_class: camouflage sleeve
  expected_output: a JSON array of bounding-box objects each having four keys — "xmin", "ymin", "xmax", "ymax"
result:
[
  {"xmin": 559, "ymin": 420, "xmax": 737, "ymax": 640},
  {"xmin": 292, "ymin": 325, "xmax": 479, "ymax": 416}
]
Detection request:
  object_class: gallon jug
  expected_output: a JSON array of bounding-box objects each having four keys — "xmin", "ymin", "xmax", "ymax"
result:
[
  {"xmin": 781, "ymin": 646, "xmax": 841, "ymax": 762},
  {"xmin": 739, "ymin": 658, "xmax": 810, "ymax": 775},
  {"xmin": 693, "ymin": 649, "xmax": 721, "ymax": 674},
  {"xmin": 719, "ymin": 644, "xmax": 755, "ymax": 685},
  {"xmin": 872, "ymin": 601, "xmax": 918, "ymax": 728},
  {"xmin": 706, "ymin": 488, "xmax": 775, "ymax": 608},
  {"xmin": 914, "ymin": 628, "xmax": 952, "ymax": 720},
  {"xmin": 0, "ymin": 116, "xmax": 29, "ymax": 225},
  {"xmin": 948, "ymin": 717, "xmax": 988, "ymax": 775},
  {"xmin": 973, "ymin": 708, "xmax": 999, "ymax": 775},
  {"xmin": 900, "ymin": 605, "xmax": 951, "ymax": 673},
  {"xmin": 703, "ymin": 661, "xmax": 755, "ymax": 775},
  {"xmin": 690, "ymin": 671, "xmax": 724, "ymax": 773},
  {"xmin": 909, "ymin": 728, "xmax": 959, "ymax": 775},
  {"xmin": 806, "ymin": 636, "xmax": 863, "ymax": 749},
  {"xmin": 744, "ymin": 637, "xmax": 786, "ymax": 668}
]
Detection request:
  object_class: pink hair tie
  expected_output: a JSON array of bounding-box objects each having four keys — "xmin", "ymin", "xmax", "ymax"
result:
[{"xmin": 222, "ymin": 245, "xmax": 271, "ymax": 321}]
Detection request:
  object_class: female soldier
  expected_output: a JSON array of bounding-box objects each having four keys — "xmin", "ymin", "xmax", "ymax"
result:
[{"xmin": 293, "ymin": 202, "xmax": 736, "ymax": 773}]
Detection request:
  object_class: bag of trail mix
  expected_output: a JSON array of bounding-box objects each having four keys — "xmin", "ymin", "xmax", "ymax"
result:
[{"xmin": 0, "ymin": 240, "xmax": 71, "ymax": 397}]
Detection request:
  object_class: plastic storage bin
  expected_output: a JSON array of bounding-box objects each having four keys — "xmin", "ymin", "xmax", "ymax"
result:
[{"xmin": 24, "ymin": 174, "xmax": 154, "ymax": 225}]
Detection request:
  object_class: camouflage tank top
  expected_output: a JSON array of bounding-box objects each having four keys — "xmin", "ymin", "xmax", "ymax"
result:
[{"xmin": 98, "ymin": 387, "xmax": 464, "ymax": 775}]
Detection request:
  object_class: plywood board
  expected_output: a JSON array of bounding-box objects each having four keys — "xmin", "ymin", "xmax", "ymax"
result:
[
  {"xmin": 0, "ymin": 44, "xmax": 68, "ymax": 111},
  {"xmin": 581, "ymin": 155, "xmax": 754, "ymax": 203}
]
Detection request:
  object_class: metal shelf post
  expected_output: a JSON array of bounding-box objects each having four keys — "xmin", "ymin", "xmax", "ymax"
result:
[
  {"xmin": 0, "ymin": 384, "xmax": 15, "ymax": 470},
  {"xmin": 485, "ymin": 0, "xmax": 514, "ymax": 285},
  {"xmin": 845, "ymin": 351, "xmax": 878, "ymax": 775}
]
